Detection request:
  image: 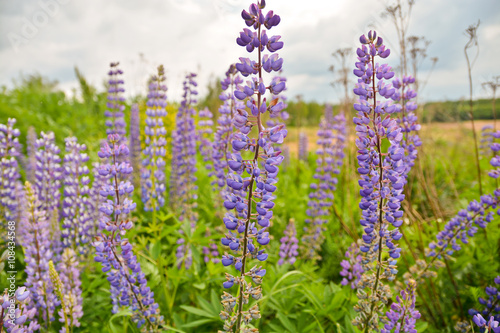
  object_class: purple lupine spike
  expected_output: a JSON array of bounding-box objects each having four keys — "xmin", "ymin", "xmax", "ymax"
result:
[
  {"xmin": 170, "ymin": 73, "xmax": 199, "ymax": 269},
  {"xmin": 351, "ymin": 31, "xmax": 406, "ymax": 332},
  {"xmin": 20, "ymin": 181, "xmax": 58, "ymax": 326},
  {"xmin": 211, "ymin": 65, "xmax": 245, "ymax": 204},
  {"xmin": 408, "ymin": 142, "xmax": 500, "ymax": 282},
  {"xmin": 34, "ymin": 131, "xmax": 62, "ymax": 221},
  {"xmin": 392, "ymin": 75, "xmax": 421, "ymax": 181},
  {"xmin": 88, "ymin": 162, "xmax": 108, "ymax": 243},
  {"xmin": 57, "ymin": 248, "xmax": 83, "ymax": 329},
  {"xmin": 278, "ymin": 220, "xmax": 298, "ymax": 265},
  {"xmin": 61, "ymin": 137, "xmax": 92, "ymax": 254},
  {"xmin": 340, "ymin": 242, "xmax": 364, "ymax": 289},
  {"xmin": 93, "ymin": 134, "xmax": 164, "ymax": 331},
  {"xmin": 129, "ymin": 103, "xmax": 142, "ymax": 188},
  {"xmin": 298, "ymin": 131, "xmax": 308, "ymax": 161},
  {"xmin": 467, "ymin": 276, "xmax": 500, "ymax": 331},
  {"xmin": 480, "ymin": 125, "xmax": 494, "ymax": 157},
  {"xmin": 302, "ymin": 105, "xmax": 346, "ymax": 261},
  {"xmin": 381, "ymin": 279, "xmax": 421, "ymax": 333},
  {"xmin": 198, "ymin": 106, "xmax": 214, "ymax": 170},
  {"xmin": 1, "ymin": 287, "xmax": 40, "ymax": 332},
  {"xmin": 105, "ymin": 62, "xmax": 127, "ymax": 139},
  {"xmin": 0, "ymin": 118, "xmax": 21, "ymax": 227},
  {"xmin": 26, "ymin": 126, "xmax": 37, "ymax": 183},
  {"xmin": 142, "ymin": 65, "xmax": 168, "ymax": 212},
  {"xmin": 220, "ymin": 2, "xmax": 286, "ymax": 331}
]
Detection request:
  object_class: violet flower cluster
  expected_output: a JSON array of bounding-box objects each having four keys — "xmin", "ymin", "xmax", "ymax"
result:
[
  {"xmin": 298, "ymin": 131, "xmax": 308, "ymax": 161},
  {"xmin": 56, "ymin": 248, "xmax": 84, "ymax": 330},
  {"xmin": 340, "ymin": 242, "xmax": 364, "ymax": 289},
  {"xmin": 142, "ymin": 65, "xmax": 168, "ymax": 212},
  {"xmin": 198, "ymin": 107, "xmax": 214, "ymax": 170},
  {"xmin": 171, "ymin": 73, "xmax": 199, "ymax": 269},
  {"xmin": 381, "ymin": 279, "xmax": 421, "ymax": 333},
  {"xmin": 34, "ymin": 131, "xmax": 62, "ymax": 221},
  {"xmin": 211, "ymin": 65, "xmax": 245, "ymax": 203},
  {"xmin": 480, "ymin": 125, "xmax": 494, "ymax": 157},
  {"xmin": 351, "ymin": 31, "xmax": 406, "ymax": 331},
  {"xmin": 0, "ymin": 118, "xmax": 21, "ymax": 226},
  {"xmin": 93, "ymin": 134, "xmax": 163, "ymax": 331},
  {"xmin": 26, "ymin": 126, "xmax": 37, "ymax": 183},
  {"xmin": 129, "ymin": 103, "xmax": 142, "ymax": 187},
  {"xmin": 61, "ymin": 137, "xmax": 92, "ymax": 254},
  {"xmin": 219, "ymin": 1, "xmax": 286, "ymax": 332},
  {"xmin": 265, "ymin": 75, "xmax": 289, "ymax": 128},
  {"xmin": 391, "ymin": 75, "xmax": 421, "ymax": 181},
  {"xmin": 105, "ymin": 62, "xmax": 127, "ymax": 139},
  {"xmin": 278, "ymin": 220, "xmax": 298, "ymax": 265},
  {"xmin": 302, "ymin": 105, "xmax": 346, "ymax": 261},
  {"xmin": 21, "ymin": 181, "xmax": 58, "ymax": 326},
  {"xmin": 1, "ymin": 287, "xmax": 39, "ymax": 333},
  {"xmin": 468, "ymin": 276, "xmax": 500, "ymax": 332}
]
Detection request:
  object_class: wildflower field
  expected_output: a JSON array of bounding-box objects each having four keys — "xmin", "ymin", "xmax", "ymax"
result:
[{"xmin": 1, "ymin": 1, "xmax": 500, "ymax": 332}]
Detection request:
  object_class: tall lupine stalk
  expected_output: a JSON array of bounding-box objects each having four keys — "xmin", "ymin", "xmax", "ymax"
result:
[
  {"xmin": 93, "ymin": 134, "xmax": 163, "ymax": 331},
  {"xmin": 26, "ymin": 126, "xmax": 37, "ymax": 183},
  {"xmin": 105, "ymin": 62, "xmax": 127, "ymax": 140},
  {"xmin": 351, "ymin": 31, "xmax": 407, "ymax": 332},
  {"xmin": 56, "ymin": 249, "xmax": 84, "ymax": 331},
  {"xmin": 129, "ymin": 103, "xmax": 142, "ymax": 188},
  {"xmin": 391, "ymin": 75, "xmax": 421, "ymax": 183},
  {"xmin": 219, "ymin": 2, "xmax": 286, "ymax": 332},
  {"xmin": 61, "ymin": 137, "xmax": 92, "ymax": 254},
  {"xmin": 0, "ymin": 119, "xmax": 21, "ymax": 227},
  {"xmin": 21, "ymin": 181, "xmax": 58, "ymax": 329},
  {"xmin": 212, "ymin": 65, "xmax": 245, "ymax": 202},
  {"xmin": 278, "ymin": 220, "xmax": 298, "ymax": 265},
  {"xmin": 198, "ymin": 107, "xmax": 214, "ymax": 171},
  {"xmin": 142, "ymin": 65, "xmax": 168, "ymax": 213},
  {"xmin": 301, "ymin": 105, "xmax": 346, "ymax": 261},
  {"xmin": 171, "ymin": 73, "xmax": 199, "ymax": 269},
  {"xmin": 298, "ymin": 131, "xmax": 308, "ymax": 161}
]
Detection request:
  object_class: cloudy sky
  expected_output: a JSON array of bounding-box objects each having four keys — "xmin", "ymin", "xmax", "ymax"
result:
[{"xmin": 1, "ymin": 0, "xmax": 499, "ymax": 104}]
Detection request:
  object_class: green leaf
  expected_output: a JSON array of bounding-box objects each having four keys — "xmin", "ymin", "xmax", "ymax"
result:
[
  {"xmin": 181, "ymin": 318, "xmax": 216, "ymax": 328},
  {"xmin": 108, "ymin": 309, "xmax": 132, "ymax": 333},
  {"xmin": 179, "ymin": 305, "xmax": 214, "ymax": 318},
  {"xmin": 277, "ymin": 313, "xmax": 296, "ymax": 333}
]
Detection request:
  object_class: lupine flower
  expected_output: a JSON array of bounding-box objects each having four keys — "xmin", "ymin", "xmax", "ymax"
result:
[
  {"xmin": 391, "ymin": 75, "xmax": 421, "ymax": 181},
  {"xmin": 1, "ymin": 287, "xmax": 40, "ymax": 333},
  {"xmin": 170, "ymin": 73, "xmax": 199, "ymax": 269},
  {"xmin": 93, "ymin": 134, "xmax": 164, "ymax": 331},
  {"xmin": 26, "ymin": 126, "xmax": 37, "ymax": 183},
  {"xmin": 170, "ymin": 73, "xmax": 198, "ymax": 223},
  {"xmin": 278, "ymin": 220, "xmax": 298, "ymax": 265},
  {"xmin": 198, "ymin": 107, "xmax": 214, "ymax": 170},
  {"xmin": 142, "ymin": 65, "xmax": 168, "ymax": 212},
  {"xmin": 220, "ymin": 2, "xmax": 286, "ymax": 332},
  {"xmin": 351, "ymin": 31, "xmax": 405, "ymax": 332},
  {"xmin": 61, "ymin": 137, "xmax": 92, "ymax": 254},
  {"xmin": 211, "ymin": 65, "xmax": 245, "ymax": 203},
  {"xmin": 480, "ymin": 125, "xmax": 494, "ymax": 157},
  {"xmin": 129, "ymin": 103, "xmax": 142, "ymax": 188},
  {"xmin": 34, "ymin": 131, "xmax": 62, "ymax": 222},
  {"xmin": 265, "ymin": 75, "xmax": 289, "ymax": 128},
  {"xmin": 21, "ymin": 181, "xmax": 58, "ymax": 325},
  {"xmin": 381, "ymin": 279, "xmax": 421, "ymax": 333},
  {"xmin": 0, "ymin": 118, "xmax": 21, "ymax": 227},
  {"xmin": 298, "ymin": 131, "xmax": 308, "ymax": 161},
  {"xmin": 105, "ymin": 62, "xmax": 127, "ymax": 139},
  {"xmin": 302, "ymin": 105, "xmax": 346, "ymax": 261},
  {"xmin": 340, "ymin": 242, "xmax": 364, "ymax": 289},
  {"xmin": 88, "ymin": 162, "xmax": 108, "ymax": 243},
  {"xmin": 467, "ymin": 276, "xmax": 500, "ymax": 332}
]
